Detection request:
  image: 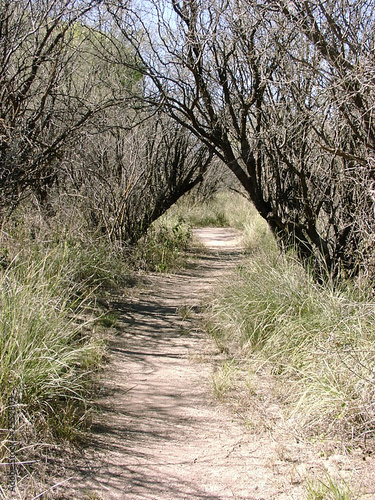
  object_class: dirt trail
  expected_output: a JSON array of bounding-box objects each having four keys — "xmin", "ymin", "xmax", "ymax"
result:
[{"xmin": 62, "ymin": 227, "xmax": 374, "ymax": 499}]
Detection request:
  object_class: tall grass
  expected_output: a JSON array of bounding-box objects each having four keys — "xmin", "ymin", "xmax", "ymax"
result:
[
  {"xmin": 0, "ymin": 251, "xmax": 104, "ymax": 435},
  {"xmin": 0, "ymin": 204, "xmax": 133, "ymax": 495},
  {"xmin": 204, "ymin": 193, "xmax": 375, "ymax": 443},
  {"xmin": 132, "ymin": 216, "xmax": 192, "ymax": 272},
  {"xmin": 0, "ymin": 200, "xmax": 192, "ymax": 445},
  {"xmin": 170, "ymin": 192, "xmax": 230, "ymax": 227},
  {"xmin": 0, "ymin": 235, "xmax": 121, "ymax": 445}
]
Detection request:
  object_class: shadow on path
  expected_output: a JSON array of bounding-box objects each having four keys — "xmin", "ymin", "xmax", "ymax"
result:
[{"xmin": 63, "ymin": 229, "xmax": 271, "ymax": 500}]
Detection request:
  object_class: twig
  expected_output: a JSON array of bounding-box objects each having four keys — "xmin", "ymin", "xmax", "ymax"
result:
[
  {"xmin": 7, "ymin": 390, "xmax": 17, "ymax": 492},
  {"xmin": 30, "ymin": 477, "xmax": 74, "ymax": 500}
]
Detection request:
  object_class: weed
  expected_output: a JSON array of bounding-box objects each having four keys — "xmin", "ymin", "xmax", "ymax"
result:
[
  {"xmin": 212, "ymin": 360, "xmax": 237, "ymax": 399},
  {"xmin": 132, "ymin": 217, "xmax": 191, "ymax": 272},
  {"xmin": 305, "ymin": 472, "xmax": 354, "ymax": 499}
]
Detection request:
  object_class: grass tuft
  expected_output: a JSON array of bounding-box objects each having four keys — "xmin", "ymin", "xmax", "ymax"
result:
[
  {"xmin": 208, "ymin": 249, "xmax": 375, "ymax": 440},
  {"xmin": 212, "ymin": 360, "xmax": 237, "ymax": 399},
  {"xmin": 305, "ymin": 472, "xmax": 354, "ymax": 499},
  {"xmin": 0, "ymin": 251, "xmax": 105, "ymax": 443}
]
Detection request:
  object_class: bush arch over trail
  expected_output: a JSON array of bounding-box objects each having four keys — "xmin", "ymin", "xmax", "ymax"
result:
[{"xmin": 109, "ymin": 0, "xmax": 375, "ymax": 280}]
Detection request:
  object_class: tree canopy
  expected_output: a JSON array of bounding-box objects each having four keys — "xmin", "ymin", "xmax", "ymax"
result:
[
  {"xmin": 109, "ymin": 0, "xmax": 375, "ymax": 278},
  {"xmin": 1, "ymin": 0, "xmax": 375, "ymax": 280}
]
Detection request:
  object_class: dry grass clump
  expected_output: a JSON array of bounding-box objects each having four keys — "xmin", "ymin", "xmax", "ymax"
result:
[
  {"xmin": 0, "ymin": 263, "xmax": 103, "ymax": 435},
  {"xmin": 0, "ymin": 249, "xmax": 107, "ymax": 495}
]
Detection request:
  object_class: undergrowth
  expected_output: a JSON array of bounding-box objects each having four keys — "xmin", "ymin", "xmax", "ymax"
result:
[
  {"xmin": 204, "ymin": 194, "xmax": 375, "ymax": 447},
  {"xmin": 171, "ymin": 192, "xmax": 231, "ymax": 227},
  {"xmin": 0, "ymin": 209, "xmax": 128, "ymax": 491},
  {"xmin": 0, "ymin": 201, "xmax": 193, "ymax": 495},
  {"xmin": 209, "ymin": 251, "xmax": 375, "ymax": 440},
  {"xmin": 0, "ymin": 202, "xmax": 193, "ymax": 464},
  {"xmin": 132, "ymin": 216, "xmax": 191, "ymax": 272}
]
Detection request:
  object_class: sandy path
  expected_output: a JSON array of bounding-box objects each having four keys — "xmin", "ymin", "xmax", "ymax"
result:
[{"xmin": 60, "ymin": 227, "xmax": 374, "ymax": 500}]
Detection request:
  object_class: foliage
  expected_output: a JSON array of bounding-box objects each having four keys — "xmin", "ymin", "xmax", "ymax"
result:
[
  {"xmin": 0, "ymin": 1, "xmax": 100, "ymax": 212},
  {"xmin": 4, "ymin": 203, "xmax": 128, "ymax": 293},
  {"xmin": 131, "ymin": 216, "xmax": 192, "ymax": 272}
]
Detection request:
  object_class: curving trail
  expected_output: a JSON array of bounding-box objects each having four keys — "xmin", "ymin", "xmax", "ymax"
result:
[{"xmin": 59, "ymin": 228, "xmax": 372, "ymax": 499}]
